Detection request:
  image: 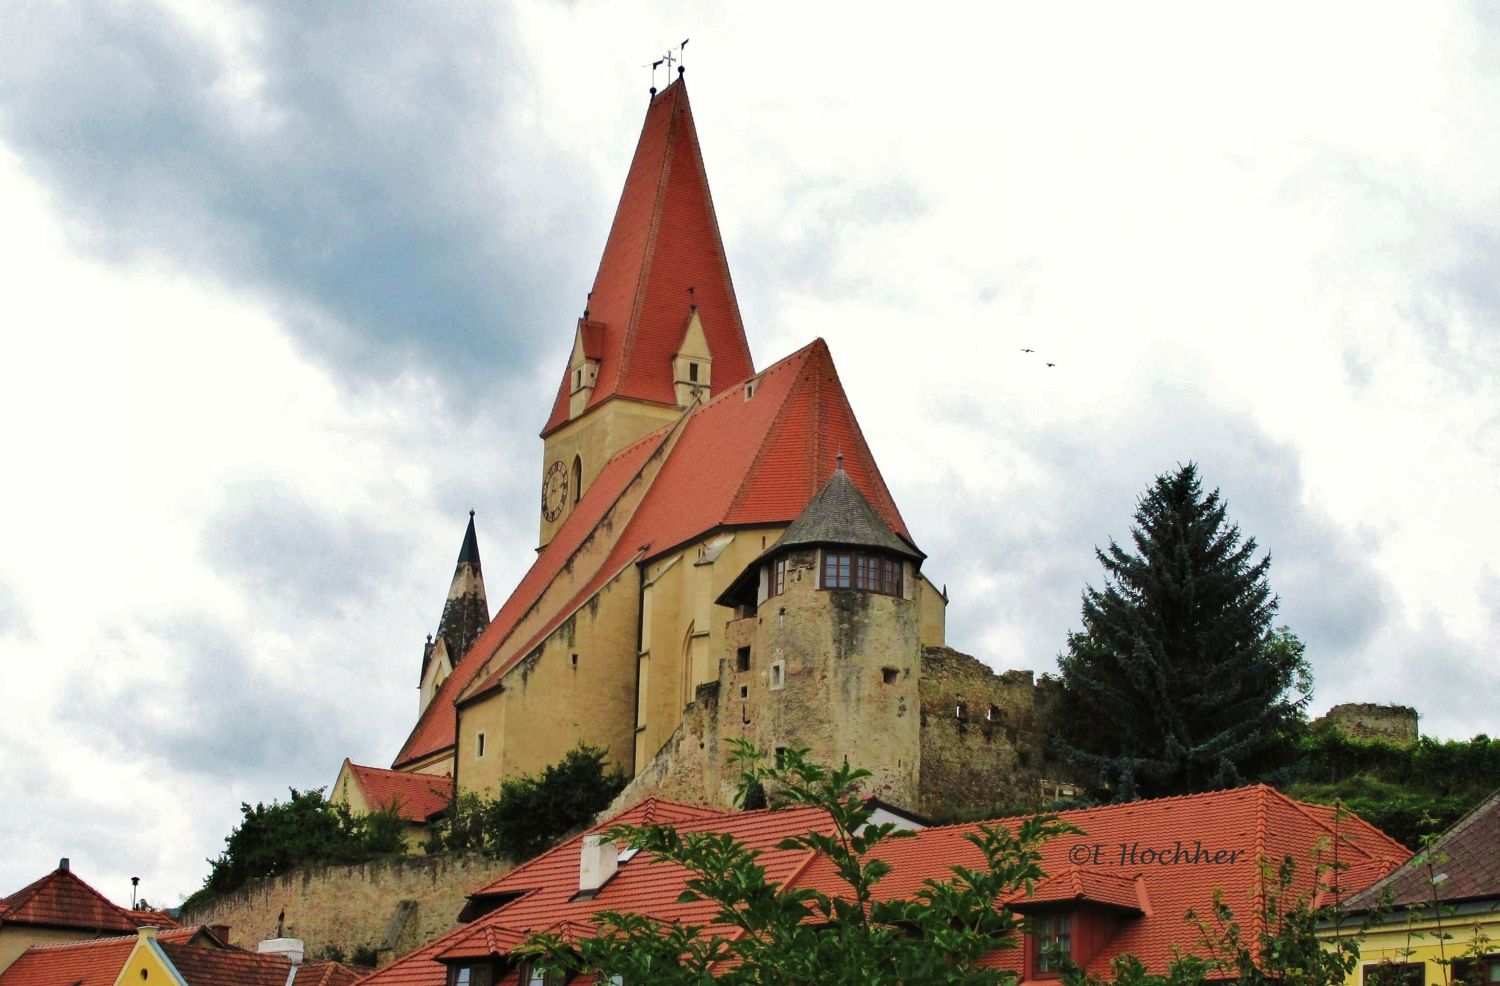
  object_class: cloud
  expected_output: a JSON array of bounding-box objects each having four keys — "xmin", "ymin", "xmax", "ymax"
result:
[
  {"xmin": 203, "ymin": 481, "xmax": 417, "ymax": 619},
  {"xmin": 0, "ymin": 580, "xmax": 26, "ymax": 639},
  {"xmin": 0, "ymin": 2, "xmax": 595, "ymax": 389},
  {"xmin": 914, "ymin": 381, "xmax": 1399, "ymax": 713}
]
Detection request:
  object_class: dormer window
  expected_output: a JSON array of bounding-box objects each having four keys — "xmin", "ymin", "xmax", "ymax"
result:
[
  {"xmin": 1032, "ymin": 912, "xmax": 1072, "ymax": 975},
  {"xmin": 450, "ymin": 964, "xmax": 495, "ymax": 986}
]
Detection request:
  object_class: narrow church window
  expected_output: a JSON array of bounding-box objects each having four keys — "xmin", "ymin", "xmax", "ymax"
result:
[
  {"xmin": 571, "ymin": 456, "xmax": 582, "ymax": 505},
  {"xmin": 736, "ymin": 646, "xmax": 751, "ymax": 672},
  {"xmin": 740, "ymin": 685, "xmax": 748, "ymax": 698},
  {"xmin": 770, "ymin": 661, "xmax": 785, "ymax": 690},
  {"xmin": 571, "ymin": 653, "xmax": 579, "ymax": 667},
  {"xmin": 882, "ymin": 667, "xmax": 899, "ymax": 684},
  {"xmin": 476, "ymin": 732, "xmax": 486, "ymax": 758},
  {"xmin": 688, "ymin": 361, "xmax": 699, "ymax": 382}
]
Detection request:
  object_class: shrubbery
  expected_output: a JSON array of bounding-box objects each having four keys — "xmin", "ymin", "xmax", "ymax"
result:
[{"xmin": 424, "ymin": 743, "xmax": 627, "ymax": 860}]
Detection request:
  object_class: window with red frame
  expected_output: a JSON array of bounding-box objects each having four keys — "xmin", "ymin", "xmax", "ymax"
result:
[{"xmin": 1033, "ymin": 912, "xmax": 1072, "ymax": 975}]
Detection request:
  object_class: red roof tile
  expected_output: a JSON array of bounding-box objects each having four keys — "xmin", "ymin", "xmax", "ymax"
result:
[
  {"xmin": 541, "ymin": 79, "xmax": 753, "ymax": 437},
  {"xmin": 0, "ymin": 936, "xmax": 137, "ymax": 986},
  {"xmin": 345, "ymin": 762, "xmax": 452, "ymax": 822},
  {"xmin": 0, "ymin": 867, "xmax": 137, "ymax": 934},
  {"xmin": 363, "ymin": 786, "xmax": 1406, "ymax": 986},
  {"xmin": 126, "ymin": 909, "xmax": 180, "ymax": 929}
]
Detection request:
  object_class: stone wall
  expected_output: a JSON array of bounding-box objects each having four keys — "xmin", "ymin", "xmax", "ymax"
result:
[
  {"xmin": 1313, "ymin": 703, "xmax": 1420, "ymax": 744},
  {"xmin": 180, "ymin": 853, "xmax": 512, "ymax": 966},
  {"xmin": 917, "ymin": 647, "xmax": 1059, "ymax": 820}
]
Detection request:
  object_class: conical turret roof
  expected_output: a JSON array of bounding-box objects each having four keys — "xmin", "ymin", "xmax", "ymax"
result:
[{"xmin": 768, "ymin": 463, "xmax": 924, "ymax": 561}]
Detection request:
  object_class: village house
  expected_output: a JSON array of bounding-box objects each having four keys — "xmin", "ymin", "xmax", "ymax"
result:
[
  {"xmin": 1333, "ymin": 787, "xmax": 1500, "ymax": 986},
  {"xmin": 0, "ymin": 860, "xmax": 181, "ymax": 974},
  {"xmin": 357, "ymin": 785, "xmax": 1409, "ymax": 985}
]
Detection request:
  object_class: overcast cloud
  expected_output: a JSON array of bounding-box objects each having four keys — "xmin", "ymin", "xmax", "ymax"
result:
[{"xmin": 1, "ymin": 1, "xmax": 1496, "ymax": 907}]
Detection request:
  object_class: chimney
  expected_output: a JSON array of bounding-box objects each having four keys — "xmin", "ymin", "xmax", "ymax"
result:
[
  {"xmin": 58, "ymin": 858, "xmax": 70, "ymax": 871},
  {"xmin": 209, "ymin": 924, "xmax": 232, "ymax": 945},
  {"xmin": 577, "ymin": 835, "xmax": 617, "ymax": 896},
  {"xmin": 258, "ymin": 938, "xmax": 305, "ymax": 966}
]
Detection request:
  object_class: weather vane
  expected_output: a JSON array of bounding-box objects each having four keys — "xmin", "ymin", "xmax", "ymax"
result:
[{"xmin": 645, "ymin": 38, "xmax": 690, "ymax": 94}]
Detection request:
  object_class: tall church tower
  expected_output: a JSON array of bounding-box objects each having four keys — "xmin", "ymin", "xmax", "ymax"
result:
[
  {"xmin": 418, "ymin": 511, "xmax": 490, "ymax": 716},
  {"xmin": 536, "ymin": 76, "xmax": 755, "ymax": 548}
]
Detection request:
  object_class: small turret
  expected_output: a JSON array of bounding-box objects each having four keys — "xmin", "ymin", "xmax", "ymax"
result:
[{"xmin": 420, "ymin": 512, "xmax": 491, "ymax": 716}]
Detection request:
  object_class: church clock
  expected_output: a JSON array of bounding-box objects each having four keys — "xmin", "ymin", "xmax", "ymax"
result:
[{"xmin": 542, "ymin": 460, "xmax": 569, "ymax": 522}]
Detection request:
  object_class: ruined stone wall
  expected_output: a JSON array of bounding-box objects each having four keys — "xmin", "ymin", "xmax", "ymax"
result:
[
  {"xmin": 179, "ymin": 853, "xmax": 512, "ymax": 967},
  {"xmin": 1313, "ymin": 703, "xmax": 1419, "ymax": 744},
  {"xmin": 917, "ymin": 647, "xmax": 1058, "ymax": 820}
]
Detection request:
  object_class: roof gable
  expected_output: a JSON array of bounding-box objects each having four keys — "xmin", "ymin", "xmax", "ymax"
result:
[
  {"xmin": 346, "ymin": 762, "xmax": 453, "ymax": 822},
  {"xmin": 1345, "ymin": 786, "xmax": 1500, "ymax": 910},
  {"xmin": 0, "ymin": 866, "xmax": 137, "ymax": 934},
  {"xmin": 542, "ymin": 79, "xmax": 753, "ymax": 437}
]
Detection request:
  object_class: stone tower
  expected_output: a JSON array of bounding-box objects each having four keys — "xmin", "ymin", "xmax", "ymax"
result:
[{"xmin": 418, "ymin": 511, "xmax": 490, "ymax": 716}]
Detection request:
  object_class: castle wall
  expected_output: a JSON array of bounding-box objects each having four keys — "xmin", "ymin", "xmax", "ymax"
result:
[
  {"xmin": 179, "ymin": 853, "xmax": 512, "ymax": 967},
  {"xmin": 916, "ymin": 647, "xmax": 1057, "ymax": 820},
  {"xmin": 1313, "ymin": 702, "xmax": 1419, "ymax": 744}
]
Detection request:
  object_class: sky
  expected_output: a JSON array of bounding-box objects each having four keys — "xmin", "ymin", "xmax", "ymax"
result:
[{"xmin": 1, "ymin": 1, "xmax": 1497, "ymax": 909}]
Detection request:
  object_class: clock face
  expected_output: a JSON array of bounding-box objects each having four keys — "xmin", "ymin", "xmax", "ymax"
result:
[{"xmin": 542, "ymin": 460, "xmax": 569, "ymax": 522}]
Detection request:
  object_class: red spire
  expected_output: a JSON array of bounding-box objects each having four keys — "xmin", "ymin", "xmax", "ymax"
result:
[{"xmin": 542, "ymin": 79, "xmax": 754, "ymax": 436}]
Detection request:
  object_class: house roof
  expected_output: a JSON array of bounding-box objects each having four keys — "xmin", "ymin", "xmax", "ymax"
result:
[
  {"xmin": 1343, "ymin": 786, "xmax": 1500, "ymax": 912},
  {"xmin": 541, "ymin": 78, "xmax": 753, "ymax": 437},
  {"xmin": 343, "ymin": 761, "xmax": 452, "ymax": 823},
  {"xmin": 0, "ymin": 865, "xmax": 138, "ymax": 934},
  {"xmin": 0, "ymin": 936, "xmax": 138, "ymax": 986},
  {"xmin": 357, "ymin": 785, "xmax": 1407, "ymax": 986},
  {"xmin": 126, "ymin": 909, "xmax": 181, "ymax": 929},
  {"xmin": 158, "ymin": 943, "xmax": 362, "ymax": 986},
  {"xmin": 394, "ymin": 339, "xmax": 911, "ymax": 769}
]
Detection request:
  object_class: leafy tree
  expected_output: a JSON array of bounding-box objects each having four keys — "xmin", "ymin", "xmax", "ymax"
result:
[
  {"xmin": 184, "ymin": 788, "xmax": 405, "ymax": 911},
  {"xmin": 424, "ymin": 744, "xmax": 628, "ymax": 860},
  {"xmin": 1056, "ymin": 463, "xmax": 1312, "ymax": 800},
  {"xmin": 519, "ymin": 741, "xmax": 1078, "ymax": 985}
]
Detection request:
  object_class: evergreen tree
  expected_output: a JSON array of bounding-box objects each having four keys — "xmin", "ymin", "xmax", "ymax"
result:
[{"xmin": 1056, "ymin": 463, "xmax": 1312, "ymax": 800}]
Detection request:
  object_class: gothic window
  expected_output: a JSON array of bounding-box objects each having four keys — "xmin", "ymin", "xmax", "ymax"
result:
[
  {"xmin": 571, "ymin": 456, "xmax": 582, "ymax": 505},
  {"xmin": 1032, "ymin": 912, "xmax": 1072, "ymax": 975}
]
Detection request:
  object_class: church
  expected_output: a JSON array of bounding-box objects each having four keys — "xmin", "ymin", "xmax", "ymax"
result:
[{"xmin": 333, "ymin": 72, "xmax": 1059, "ymax": 826}]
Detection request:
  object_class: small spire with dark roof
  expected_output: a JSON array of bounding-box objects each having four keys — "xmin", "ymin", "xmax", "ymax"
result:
[{"xmin": 458, "ymin": 509, "xmax": 481, "ymax": 566}]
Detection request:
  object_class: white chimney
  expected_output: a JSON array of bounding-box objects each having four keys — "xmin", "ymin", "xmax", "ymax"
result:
[
  {"xmin": 578, "ymin": 835, "xmax": 618, "ymax": 895},
  {"xmin": 258, "ymin": 938, "xmax": 305, "ymax": 966}
]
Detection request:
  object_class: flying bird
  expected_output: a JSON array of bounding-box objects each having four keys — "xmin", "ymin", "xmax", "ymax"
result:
[
  {"xmin": 1020, "ymin": 348, "xmax": 1035, "ymax": 353},
  {"xmin": 1046, "ymin": 362, "xmax": 1056, "ymax": 368}
]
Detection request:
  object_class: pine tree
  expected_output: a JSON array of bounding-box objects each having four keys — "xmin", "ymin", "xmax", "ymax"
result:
[{"xmin": 1056, "ymin": 463, "xmax": 1312, "ymax": 800}]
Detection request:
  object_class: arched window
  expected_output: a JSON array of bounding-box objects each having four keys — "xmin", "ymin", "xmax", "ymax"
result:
[{"xmin": 571, "ymin": 455, "xmax": 582, "ymax": 505}]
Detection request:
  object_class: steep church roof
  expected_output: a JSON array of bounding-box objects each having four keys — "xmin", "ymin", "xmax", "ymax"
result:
[
  {"xmin": 393, "ymin": 339, "xmax": 911, "ymax": 769},
  {"xmin": 540, "ymin": 78, "xmax": 754, "ymax": 436}
]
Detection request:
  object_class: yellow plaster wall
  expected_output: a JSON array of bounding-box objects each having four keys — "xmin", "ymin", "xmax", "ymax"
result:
[
  {"xmin": 1337, "ymin": 912, "xmax": 1500, "ymax": 986},
  {"xmin": 114, "ymin": 933, "xmax": 177, "ymax": 986},
  {"xmin": 539, "ymin": 399, "xmax": 683, "ymax": 548},
  {"xmin": 634, "ymin": 527, "xmax": 785, "ymax": 770},
  {"xmin": 916, "ymin": 573, "xmax": 947, "ymax": 648},
  {"xmin": 456, "ymin": 566, "xmax": 642, "ymax": 794}
]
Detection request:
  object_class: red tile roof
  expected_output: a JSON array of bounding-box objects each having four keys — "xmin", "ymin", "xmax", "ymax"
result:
[
  {"xmin": 359, "ymin": 786, "xmax": 1407, "ymax": 986},
  {"xmin": 0, "ymin": 936, "xmax": 137, "ymax": 986},
  {"xmin": 0, "ymin": 866, "xmax": 137, "ymax": 934},
  {"xmin": 1345, "ymin": 786, "xmax": 1500, "ymax": 911},
  {"xmin": 541, "ymin": 79, "xmax": 753, "ymax": 437},
  {"xmin": 344, "ymin": 761, "xmax": 452, "ymax": 822},
  {"xmin": 126, "ymin": 909, "xmax": 180, "ymax": 929},
  {"xmin": 395, "ymin": 340, "xmax": 911, "ymax": 769},
  {"xmin": 159, "ymin": 944, "xmax": 364, "ymax": 986}
]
